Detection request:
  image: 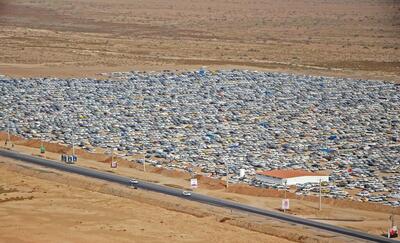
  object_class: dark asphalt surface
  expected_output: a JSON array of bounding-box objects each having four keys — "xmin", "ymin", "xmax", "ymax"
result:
[{"xmin": 0, "ymin": 148, "xmax": 397, "ymax": 243}]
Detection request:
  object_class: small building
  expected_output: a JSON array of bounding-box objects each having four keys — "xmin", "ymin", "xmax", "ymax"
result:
[{"xmin": 256, "ymin": 170, "xmax": 329, "ymax": 185}]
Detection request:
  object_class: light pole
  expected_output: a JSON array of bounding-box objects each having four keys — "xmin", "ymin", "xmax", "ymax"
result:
[
  {"xmin": 284, "ymin": 181, "xmax": 287, "ymax": 200},
  {"xmin": 319, "ymin": 179, "xmax": 322, "ymax": 211},
  {"xmin": 225, "ymin": 158, "xmax": 229, "ymax": 189},
  {"xmin": 143, "ymin": 143, "xmax": 146, "ymax": 172},
  {"xmin": 111, "ymin": 147, "xmax": 114, "ymax": 166},
  {"xmin": 72, "ymin": 132, "xmax": 75, "ymax": 156},
  {"xmin": 5, "ymin": 116, "xmax": 14, "ymax": 147},
  {"xmin": 284, "ymin": 180, "xmax": 287, "ymax": 213},
  {"xmin": 6, "ymin": 119, "xmax": 10, "ymax": 146},
  {"xmin": 141, "ymin": 134, "xmax": 148, "ymax": 173}
]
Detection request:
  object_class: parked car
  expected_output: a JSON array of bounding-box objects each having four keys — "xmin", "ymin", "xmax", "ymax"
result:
[{"xmin": 357, "ymin": 191, "xmax": 370, "ymax": 197}]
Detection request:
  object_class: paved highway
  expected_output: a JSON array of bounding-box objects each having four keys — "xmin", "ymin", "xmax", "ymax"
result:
[{"xmin": 0, "ymin": 148, "xmax": 397, "ymax": 243}]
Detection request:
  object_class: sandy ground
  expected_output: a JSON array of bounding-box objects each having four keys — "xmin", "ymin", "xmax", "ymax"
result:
[
  {"xmin": 0, "ymin": 0, "xmax": 399, "ymax": 81},
  {"xmin": 0, "ymin": 1, "xmax": 399, "ymax": 240},
  {"xmin": 1, "ymin": 135, "xmax": 399, "ymax": 239},
  {"xmin": 0, "ymin": 160, "xmax": 300, "ymax": 243},
  {"xmin": 1, "ymin": 156, "xmax": 365, "ymax": 243}
]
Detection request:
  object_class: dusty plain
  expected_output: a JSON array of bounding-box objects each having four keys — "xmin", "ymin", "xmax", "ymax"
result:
[
  {"xmin": 0, "ymin": 159, "xmax": 297, "ymax": 243},
  {"xmin": 1, "ymin": 0, "xmax": 400, "ymax": 242},
  {"xmin": 0, "ymin": 0, "xmax": 399, "ymax": 81},
  {"xmin": 0, "ymin": 134, "xmax": 399, "ymax": 242}
]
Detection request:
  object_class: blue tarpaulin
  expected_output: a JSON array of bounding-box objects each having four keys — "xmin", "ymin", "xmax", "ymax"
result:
[
  {"xmin": 259, "ymin": 121, "xmax": 269, "ymax": 128},
  {"xmin": 321, "ymin": 148, "xmax": 335, "ymax": 153},
  {"xmin": 328, "ymin": 135, "xmax": 338, "ymax": 140}
]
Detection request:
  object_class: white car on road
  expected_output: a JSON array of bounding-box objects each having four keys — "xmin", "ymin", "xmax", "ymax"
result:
[{"xmin": 129, "ymin": 179, "xmax": 139, "ymax": 185}]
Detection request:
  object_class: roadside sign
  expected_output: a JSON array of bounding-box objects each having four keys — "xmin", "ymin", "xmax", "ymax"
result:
[
  {"xmin": 190, "ymin": 178, "xmax": 198, "ymax": 189},
  {"xmin": 282, "ymin": 199, "xmax": 290, "ymax": 210},
  {"xmin": 111, "ymin": 161, "xmax": 117, "ymax": 168}
]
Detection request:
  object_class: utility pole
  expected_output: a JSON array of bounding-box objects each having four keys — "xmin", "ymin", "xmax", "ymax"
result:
[
  {"xmin": 319, "ymin": 179, "xmax": 322, "ymax": 211},
  {"xmin": 72, "ymin": 132, "xmax": 75, "ymax": 156},
  {"xmin": 143, "ymin": 144, "xmax": 146, "ymax": 172},
  {"xmin": 141, "ymin": 136, "xmax": 147, "ymax": 173},
  {"xmin": 6, "ymin": 120, "xmax": 10, "ymax": 147},
  {"xmin": 284, "ymin": 181, "xmax": 287, "ymax": 199},
  {"xmin": 111, "ymin": 147, "xmax": 114, "ymax": 165},
  {"xmin": 284, "ymin": 180, "xmax": 287, "ymax": 213},
  {"xmin": 7, "ymin": 120, "xmax": 10, "ymax": 142},
  {"xmin": 225, "ymin": 159, "xmax": 229, "ymax": 189}
]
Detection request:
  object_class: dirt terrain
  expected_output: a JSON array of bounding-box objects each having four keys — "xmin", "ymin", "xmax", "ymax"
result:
[
  {"xmin": 0, "ymin": 0, "xmax": 399, "ymax": 81},
  {"xmin": 1, "ymin": 156, "xmax": 366, "ymax": 243},
  {"xmin": 0, "ymin": 1, "xmax": 399, "ymax": 241},
  {"xmin": 0, "ymin": 133, "xmax": 399, "ymax": 240},
  {"xmin": 0, "ymin": 160, "xmax": 301, "ymax": 243}
]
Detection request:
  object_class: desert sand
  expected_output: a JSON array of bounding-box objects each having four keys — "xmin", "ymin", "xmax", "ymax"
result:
[
  {"xmin": 0, "ymin": 0, "xmax": 399, "ymax": 241},
  {"xmin": 0, "ymin": 0, "xmax": 399, "ymax": 81},
  {"xmin": 0, "ymin": 160, "xmax": 298, "ymax": 243},
  {"xmin": 0, "ymin": 133, "xmax": 398, "ymax": 241}
]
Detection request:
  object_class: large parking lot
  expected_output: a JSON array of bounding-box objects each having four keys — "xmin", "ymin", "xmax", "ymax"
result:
[{"xmin": 1, "ymin": 69, "xmax": 399, "ymax": 206}]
